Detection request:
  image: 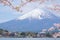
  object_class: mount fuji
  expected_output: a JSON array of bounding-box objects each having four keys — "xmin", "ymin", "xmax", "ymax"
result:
[{"xmin": 0, "ymin": 8, "xmax": 60, "ymax": 32}]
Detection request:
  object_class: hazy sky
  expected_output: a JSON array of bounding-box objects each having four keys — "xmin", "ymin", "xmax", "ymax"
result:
[{"xmin": 0, "ymin": 0, "xmax": 60, "ymax": 23}]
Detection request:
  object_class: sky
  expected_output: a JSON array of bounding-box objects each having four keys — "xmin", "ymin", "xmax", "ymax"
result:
[{"xmin": 0, "ymin": 0, "xmax": 60, "ymax": 23}]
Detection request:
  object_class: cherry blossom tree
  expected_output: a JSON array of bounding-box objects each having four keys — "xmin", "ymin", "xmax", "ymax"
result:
[
  {"xmin": 47, "ymin": 4, "xmax": 60, "ymax": 14},
  {"xmin": 0, "ymin": 0, "xmax": 60, "ymax": 13},
  {"xmin": 54, "ymin": 23, "xmax": 60, "ymax": 29},
  {"xmin": 0, "ymin": 0, "xmax": 49, "ymax": 12}
]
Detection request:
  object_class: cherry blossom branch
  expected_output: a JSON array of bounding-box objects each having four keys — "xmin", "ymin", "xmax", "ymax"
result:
[
  {"xmin": 0, "ymin": 0, "xmax": 59, "ymax": 12},
  {"xmin": 47, "ymin": 4, "xmax": 60, "ymax": 14}
]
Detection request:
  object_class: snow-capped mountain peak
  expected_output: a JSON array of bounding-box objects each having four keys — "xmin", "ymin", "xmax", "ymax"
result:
[{"xmin": 17, "ymin": 8, "xmax": 45, "ymax": 20}]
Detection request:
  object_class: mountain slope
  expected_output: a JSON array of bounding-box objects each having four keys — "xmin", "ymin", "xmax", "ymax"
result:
[
  {"xmin": 0, "ymin": 18, "xmax": 60, "ymax": 32},
  {"xmin": 0, "ymin": 8, "xmax": 60, "ymax": 32}
]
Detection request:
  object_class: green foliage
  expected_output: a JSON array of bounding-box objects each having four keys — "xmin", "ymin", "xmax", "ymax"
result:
[
  {"xmin": 0, "ymin": 29, "xmax": 3, "ymax": 34},
  {"xmin": 46, "ymin": 32, "xmax": 52, "ymax": 37}
]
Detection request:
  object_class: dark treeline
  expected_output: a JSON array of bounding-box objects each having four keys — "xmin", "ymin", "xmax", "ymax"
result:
[{"xmin": 0, "ymin": 28, "xmax": 60, "ymax": 38}]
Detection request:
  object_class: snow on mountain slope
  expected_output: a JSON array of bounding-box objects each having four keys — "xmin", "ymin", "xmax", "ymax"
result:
[
  {"xmin": 17, "ymin": 8, "xmax": 57, "ymax": 20},
  {"xmin": 17, "ymin": 8, "xmax": 43, "ymax": 20}
]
